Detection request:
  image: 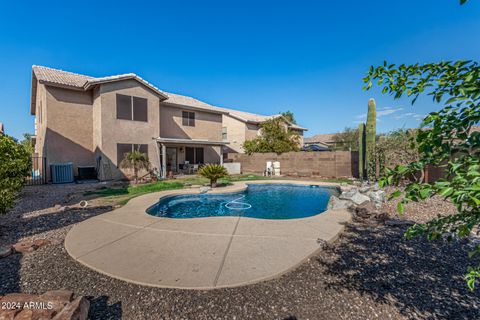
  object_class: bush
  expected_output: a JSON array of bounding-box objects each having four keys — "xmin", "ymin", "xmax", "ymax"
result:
[
  {"xmin": 198, "ymin": 164, "xmax": 228, "ymax": 187},
  {"xmin": 242, "ymin": 118, "xmax": 300, "ymax": 155},
  {"xmin": 0, "ymin": 135, "xmax": 32, "ymax": 214}
]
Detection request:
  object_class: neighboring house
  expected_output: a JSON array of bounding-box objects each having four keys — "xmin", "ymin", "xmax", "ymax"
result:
[
  {"xmin": 30, "ymin": 66, "xmax": 307, "ymax": 181},
  {"xmin": 303, "ymin": 133, "xmax": 336, "ymax": 150},
  {"xmin": 216, "ymin": 108, "xmax": 307, "ymax": 154}
]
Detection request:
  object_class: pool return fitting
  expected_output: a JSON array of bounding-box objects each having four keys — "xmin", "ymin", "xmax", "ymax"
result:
[{"xmin": 225, "ymin": 195, "xmax": 252, "ymax": 210}]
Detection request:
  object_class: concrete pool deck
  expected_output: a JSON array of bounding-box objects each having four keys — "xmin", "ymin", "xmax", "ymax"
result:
[{"xmin": 65, "ymin": 180, "xmax": 351, "ymax": 289}]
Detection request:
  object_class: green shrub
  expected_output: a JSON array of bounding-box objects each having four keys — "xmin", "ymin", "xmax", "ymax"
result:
[
  {"xmin": 0, "ymin": 135, "xmax": 32, "ymax": 214},
  {"xmin": 198, "ymin": 164, "xmax": 229, "ymax": 187}
]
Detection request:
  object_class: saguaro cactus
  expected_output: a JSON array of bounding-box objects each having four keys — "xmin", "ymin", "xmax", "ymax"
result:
[
  {"xmin": 365, "ymin": 98, "xmax": 377, "ymax": 180},
  {"xmin": 358, "ymin": 122, "xmax": 366, "ymax": 179}
]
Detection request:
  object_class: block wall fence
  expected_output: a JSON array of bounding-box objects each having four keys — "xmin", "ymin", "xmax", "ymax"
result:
[{"xmin": 226, "ymin": 151, "xmax": 359, "ymax": 178}]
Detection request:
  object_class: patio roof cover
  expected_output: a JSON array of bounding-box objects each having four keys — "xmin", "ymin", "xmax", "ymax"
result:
[{"xmin": 156, "ymin": 137, "xmax": 229, "ymax": 146}]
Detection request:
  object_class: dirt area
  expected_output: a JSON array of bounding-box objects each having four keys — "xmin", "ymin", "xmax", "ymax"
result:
[{"xmin": 0, "ymin": 182, "xmax": 479, "ymax": 319}]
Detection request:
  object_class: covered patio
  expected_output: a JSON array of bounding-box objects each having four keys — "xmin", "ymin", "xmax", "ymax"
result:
[{"xmin": 155, "ymin": 137, "xmax": 228, "ymax": 179}]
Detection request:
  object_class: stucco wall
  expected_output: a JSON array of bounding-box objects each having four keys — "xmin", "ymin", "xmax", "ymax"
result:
[
  {"xmin": 227, "ymin": 151, "xmax": 359, "ymax": 178},
  {"xmin": 222, "ymin": 115, "xmax": 246, "ymax": 153},
  {"xmin": 44, "ymin": 86, "xmax": 95, "ymax": 178},
  {"xmin": 160, "ymin": 104, "xmax": 222, "ymax": 141},
  {"xmin": 34, "ymin": 82, "xmax": 48, "ymax": 158},
  {"xmin": 98, "ymin": 79, "xmax": 161, "ymax": 179},
  {"xmin": 245, "ymin": 123, "xmax": 261, "ymax": 141}
]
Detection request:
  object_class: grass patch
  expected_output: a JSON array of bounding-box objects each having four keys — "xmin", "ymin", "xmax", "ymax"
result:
[{"xmin": 85, "ymin": 181, "xmax": 184, "ymax": 197}]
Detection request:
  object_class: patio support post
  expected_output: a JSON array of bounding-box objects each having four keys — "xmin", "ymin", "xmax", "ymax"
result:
[
  {"xmin": 161, "ymin": 143, "xmax": 167, "ymax": 179},
  {"xmin": 220, "ymin": 146, "xmax": 223, "ymax": 165}
]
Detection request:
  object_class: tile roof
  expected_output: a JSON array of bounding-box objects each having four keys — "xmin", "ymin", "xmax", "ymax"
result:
[
  {"xmin": 163, "ymin": 92, "xmax": 227, "ymax": 114},
  {"xmin": 31, "ymin": 66, "xmax": 307, "ymax": 130},
  {"xmin": 32, "ymin": 65, "xmax": 92, "ymax": 88},
  {"xmin": 304, "ymin": 133, "xmax": 336, "ymax": 144}
]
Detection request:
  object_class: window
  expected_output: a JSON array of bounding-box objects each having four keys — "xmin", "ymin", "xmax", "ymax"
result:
[
  {"xmin": 116, "ymin": 94, "xmax": 132, "ymax": 120},
  {"xmin": 117, "ymin": 143, "xmax": 148, "ymax": 165},
  {"xmin": 222, "ymin": 127, "xmax": 227, "ymax": 140},
  {"xmin": 133, "ymin": 97, "xmax": 148, "ymax": 121},
  {"xmin": 116, "ymin": 94, "xmax": 148, "ymax": 122},
  {"xmin": 182, "ymin": 111, "xmax": 195, "ymax": 126},
  {"xmin": 185, "ymin": 147, "xmax": 204, "ymax": 164}
]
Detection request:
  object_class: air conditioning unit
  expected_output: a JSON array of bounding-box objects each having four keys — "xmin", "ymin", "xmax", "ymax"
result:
[{"xmin": 50, "ymin": 163, "xmax": 74, "ymax": 184}]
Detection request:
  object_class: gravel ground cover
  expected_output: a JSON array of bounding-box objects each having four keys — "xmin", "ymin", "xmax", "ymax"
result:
[{"xmin": 0, "ymin": 183, "xmax": 479, "ymax": 319}]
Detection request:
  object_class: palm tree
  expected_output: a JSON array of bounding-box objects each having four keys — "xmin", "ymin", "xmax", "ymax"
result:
[
  {"xmin": 120, "ymin": 150, "xmax": 150, "ymax": 183},
  {"xmin": 198, "ymin": 164, "xmax": 228, "ymax": 188}
]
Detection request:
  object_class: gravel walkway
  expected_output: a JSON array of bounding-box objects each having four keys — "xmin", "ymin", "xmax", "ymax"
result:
[{"xmin": 1, "ymin": 184, "xmax": 479, "ymax": 319}]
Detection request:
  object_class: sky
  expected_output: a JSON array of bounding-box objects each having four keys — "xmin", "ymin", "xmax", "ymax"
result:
[{"xmin": 0, "ymin": 0, "xmax": 479, "ymax": 140}]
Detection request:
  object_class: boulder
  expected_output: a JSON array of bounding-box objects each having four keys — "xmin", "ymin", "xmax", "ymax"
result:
[
  {"xmin": 0, "ymin": 308, "xmax": 21, "ymax": 319},
  {"xmin": 12, "ymin": 239, "xmax": 51, "ymax": 254},
  {"xmin": 0, "ymin": 245, "xmax": 12, "ymax": 259},
  {"xmin": 199, "ymin": 186, "xmax": 211, "ymax": 194},
  {"xmin": 368, "ymin": 190, "xmax": 386, "ymax": 208},
  {"xmin": 13, "ymin": 241, "xmax": 38, "ymax": 254},
  {"xmin": 339, "ymin": 188, "xmax": 370, "ymax": 205},
  {"xmin": 52, "ymin": 297, "xmax": 89, "ymax": 320},
  {"xmin": 354, "ymin": 201, "xmax": 378, "ymax": 219},
  {"xmin": 0, "ymin": 291, "xmax": 86, "ymax": 320},
  {"xmin": 327, "ymin": 196, "xmax": 352, "ymax": 210}
]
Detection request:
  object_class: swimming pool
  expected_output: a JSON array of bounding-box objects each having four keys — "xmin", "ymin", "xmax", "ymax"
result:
[{"xmin": 146, "ymin": 184, "xmax": 339, "ymax": 219}]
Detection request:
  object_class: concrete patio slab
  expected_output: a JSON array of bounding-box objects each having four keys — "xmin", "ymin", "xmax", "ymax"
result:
[
  {"xmin": 215, "ymin": 235, "xmax": 320, "ymax": 287},
  {"xmin": 147, "ymin": 216, "xmax": 239, "ymax": 235},
  {"xmin": 65, "ymin": 218, "xmax": 139, "ymax": 258},
  {"xmin": 78, "ymin": 227, "xmax": 232, "ymax": 288},
  {"xmin": 65, "ymin": 180, "xmax": 351, "ymax": 289}
]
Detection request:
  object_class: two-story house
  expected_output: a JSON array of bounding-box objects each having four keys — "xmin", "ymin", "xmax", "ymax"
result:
[{"xmin": 30, "ymin": 66, "xmax": 306, "ymax": 181}]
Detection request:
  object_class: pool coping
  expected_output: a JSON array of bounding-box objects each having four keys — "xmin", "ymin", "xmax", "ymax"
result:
[{"xmin": 65, "ymin": 180, "xmax": 352, "ymax": 290}]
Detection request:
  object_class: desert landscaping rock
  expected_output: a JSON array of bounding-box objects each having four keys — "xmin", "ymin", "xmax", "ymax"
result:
[
  {"xmin": 368, "ymin": 190, "xmax": 386, "ymax": 208},
  {"xmin": 328, "ymin": 195, "xmax": 352, "ymax": 210},
  {"xmin": 1, "ymin": 183, "xmax": 479, "ymax": 319},
  {"xmin": 0, "ymin": 290, "xmax": 88, "ymax": 320},
  {"xmin": 52, "ymin": 296, "xmax": 89, "ymax": 320},
  {"xmin": 0, "ymin": 245, "xmax": 12, "ymax": 259},
  {"xmin": 339, "ymin": 188, "xmax": 371, "ymax": 205}
]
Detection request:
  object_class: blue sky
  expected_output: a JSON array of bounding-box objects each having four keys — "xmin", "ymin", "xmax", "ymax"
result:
[{"xmin": 0, "ymin": 0, "xmax": 479, "ymax": 140}]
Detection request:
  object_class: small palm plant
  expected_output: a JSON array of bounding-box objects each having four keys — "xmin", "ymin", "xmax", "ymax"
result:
[
  {"xmin": 198, "ymin": 164, "xmax": 228, "ymax": 188},
  {"xmin": 120, "ymin": 150, "xmax": 150, "ymax": 184}
]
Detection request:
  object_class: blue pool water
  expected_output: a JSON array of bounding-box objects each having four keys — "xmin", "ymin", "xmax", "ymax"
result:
[{"xmin": 146, "ymin": 184, "xmax": 339, "ymax": 219}]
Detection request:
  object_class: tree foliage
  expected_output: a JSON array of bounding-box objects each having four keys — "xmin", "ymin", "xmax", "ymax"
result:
[
  {"xmin": 376, "ymin": 129, "xmax": 422, "ymax": 179},
  {"xmin": 281, "ymin": 111, "xmax": 297, "ymax": 124},
  {"xmin": 198, "ymin": 164, "xmax": 228, "ymax": 187},
  {"xmin": 364, "ymin": 60, "xmax": 480, "ymax": 289},
  {"xmin": 243, "ymin": 118, "xmax": 300, "ymax": 155},
  {"xmin": 20, "ymin": 133, "xmax": 34, "ymax": 154},
  {"xmin": 120, "ymin": 149, "xmax": 150, "ymax": 183},
  {"xmin": 332, "ymin": 127, "xmax": 359, "ymax": 151},
  {"xmin": 0, "ymin": 135, "xmax": 32, "ymax": 214}
]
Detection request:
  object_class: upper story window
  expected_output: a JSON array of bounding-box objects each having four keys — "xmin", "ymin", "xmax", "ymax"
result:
[
  {"xmin": 116, "ymin": 94, "xmax": 148, "ymax": 122},
  {"xmin": 222, "ymin": 127, "xmax": 227, "ymax": 140},
  {"xmin": 182, "ymin": 111, "xmax": 195, "ymax": 127}
]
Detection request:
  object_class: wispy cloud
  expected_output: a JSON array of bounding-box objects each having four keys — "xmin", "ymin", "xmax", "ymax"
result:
[
  {"xmin": 355, "ymin": 106, "xmax": 404, "ymax": 120},
  {"xmin": 393, "ymin": 112, "xmax": 426, "ymax": 121}
]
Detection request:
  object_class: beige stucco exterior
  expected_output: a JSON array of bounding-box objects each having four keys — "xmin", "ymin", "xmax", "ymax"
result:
[
  {"xmin": 30, "ymin": 66, "xmax": 307, "ymax": 181},
  {"xmin": 160, "ymin": 104, "xmax": 222, "ymax": 141},
  {"xmin": 33, "ymin": 78, "xmax": 225, "ymax": 181}
]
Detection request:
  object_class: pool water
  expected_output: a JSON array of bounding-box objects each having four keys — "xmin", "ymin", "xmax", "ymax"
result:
[{"xmin": 146, "ymin": 184, "xmax": 338, "ymax": 219}]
